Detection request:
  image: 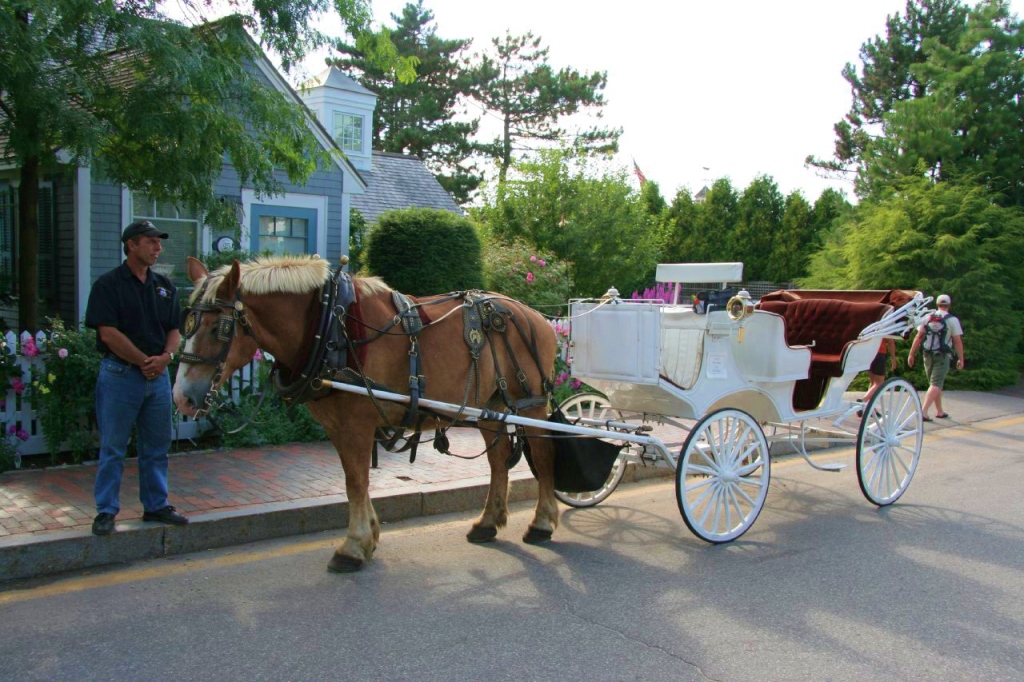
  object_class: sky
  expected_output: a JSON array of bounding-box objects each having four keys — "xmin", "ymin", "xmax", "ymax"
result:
[
  {"xmin": 201, "ymin": 0, "xmax": 1023, "ymax": 203},
  {"xmin": 312, "ymin": 0, "xmax": 918, "ymax": 202}
]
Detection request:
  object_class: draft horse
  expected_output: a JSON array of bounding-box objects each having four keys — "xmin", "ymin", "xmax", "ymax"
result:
[{"xmin": 172, "ymin": 256, "xmax": 560, "ymax": 572}]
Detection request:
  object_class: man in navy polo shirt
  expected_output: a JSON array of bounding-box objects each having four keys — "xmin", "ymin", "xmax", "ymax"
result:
[{"xmin": 85, "ymin": 220, "xmax": 188, "ymax": 535}]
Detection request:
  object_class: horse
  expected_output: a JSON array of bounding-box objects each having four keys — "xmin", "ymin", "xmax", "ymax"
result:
[{"xmin": 172, "ymin": 255, "xmax": 560, "ymax": 572}]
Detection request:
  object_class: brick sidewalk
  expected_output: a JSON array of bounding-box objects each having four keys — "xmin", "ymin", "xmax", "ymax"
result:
[{"xmin": 0, "ymin": 428, "xmax": 533, "ymax": 539}]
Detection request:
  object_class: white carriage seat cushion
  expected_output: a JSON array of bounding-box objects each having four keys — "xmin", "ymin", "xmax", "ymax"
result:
[{"xmin": 659, "ymin": 310, "xmax": 704, "ymax": 389}]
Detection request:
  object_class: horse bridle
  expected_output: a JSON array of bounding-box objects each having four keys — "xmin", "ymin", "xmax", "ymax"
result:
[{"xmin": 178, "ymin": 287, "xmax": 253, "ymax": 416}]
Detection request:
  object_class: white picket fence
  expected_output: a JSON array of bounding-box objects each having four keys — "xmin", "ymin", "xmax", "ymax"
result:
[{"xmin": 1, "ymin": 329, "xmax": 262, "ymax": 458}]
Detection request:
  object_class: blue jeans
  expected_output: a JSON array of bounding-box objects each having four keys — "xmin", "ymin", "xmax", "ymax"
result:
[{"xmin": 94, "ymin": 358, "xmax": 173, "ymax": 515}]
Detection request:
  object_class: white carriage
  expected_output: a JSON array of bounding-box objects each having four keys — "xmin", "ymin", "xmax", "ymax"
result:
[{"xmin": 555, "ymin": 262, "xmax": 928, "ymax": 542}]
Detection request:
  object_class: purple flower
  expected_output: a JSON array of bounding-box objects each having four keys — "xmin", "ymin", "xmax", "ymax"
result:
[
  {"xmin": 15, "ymin": 428, "xmax": 28, "ymax": 441},
  {"xmin": 22, "ymin": 339, "xmax": 38, "ymax": 358},
  {"xmin": 11, "ymin": 378, "xmax": 25, "ymax": 395},
  {"xmin": 571, "ymin": 379, "xmax": 582, "ymax": 389},
  {"xmin": 57, "ymin": 348, "xmax": 68, "ymax": 359}
]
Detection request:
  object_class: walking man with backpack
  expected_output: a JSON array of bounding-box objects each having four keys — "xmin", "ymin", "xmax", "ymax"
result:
[{"xmin": 908, "ymin": 294, "xmax": 964, "ymax": 421}]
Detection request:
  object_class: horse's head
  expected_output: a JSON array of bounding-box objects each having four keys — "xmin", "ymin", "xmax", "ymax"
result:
[{"xmin": 173, "ymin": 256, "xmax": 259, "ymax": 417}]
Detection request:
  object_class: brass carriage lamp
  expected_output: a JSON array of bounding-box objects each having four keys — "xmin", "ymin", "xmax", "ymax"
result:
[{"xmin": 727, "ymin": 290, "xmax": 755, "ymax": 341}]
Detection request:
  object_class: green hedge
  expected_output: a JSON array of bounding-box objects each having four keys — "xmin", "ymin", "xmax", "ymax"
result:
[{"xmin": 365, "ymin": 208, "xmax": 484, "ymax": 295}]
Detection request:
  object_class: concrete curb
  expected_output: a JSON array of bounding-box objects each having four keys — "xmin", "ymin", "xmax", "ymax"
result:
[{"xmin": 0, "ymin": 464, "xmax": 674, "ymax": 583}]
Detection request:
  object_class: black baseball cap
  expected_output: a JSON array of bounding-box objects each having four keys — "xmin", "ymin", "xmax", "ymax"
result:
[{"xmin": 121, "ymin": 220, "xmax": 169, "ymax": 242}]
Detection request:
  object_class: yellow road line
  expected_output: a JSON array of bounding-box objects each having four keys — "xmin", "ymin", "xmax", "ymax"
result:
[{"xmin": 0, "ymin": 537, "xmax": 339, "ymax": 606}]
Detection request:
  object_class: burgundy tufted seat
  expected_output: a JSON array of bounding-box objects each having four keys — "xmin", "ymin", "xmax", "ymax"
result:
[{"xmin": 757, "ymin": 298, "xmax": 892, "ymax": 378}]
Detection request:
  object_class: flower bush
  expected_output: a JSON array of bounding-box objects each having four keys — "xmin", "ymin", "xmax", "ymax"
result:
[
  {"xmin": 483, "ymin": 238, "xmax": 573, "ymax": 313},
  {"xmin": 27, "ymin": 319, "xmax": 101, "ymax": 464},
  {"xmin": 0, "ymin": 425, "xmax": 29, "ymax": 473},
  {"xmin": 631, "ymin": 282, "xmax": 676, "ymax": 302},
  {"xmin": 548, "ymin": 318, "xmax": 596, "ymax": 407}
]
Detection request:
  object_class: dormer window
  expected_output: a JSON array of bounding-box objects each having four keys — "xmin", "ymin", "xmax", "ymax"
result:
[{"xmin": 333, "ymin": 112, "xmax": 363, "ymax": 152}]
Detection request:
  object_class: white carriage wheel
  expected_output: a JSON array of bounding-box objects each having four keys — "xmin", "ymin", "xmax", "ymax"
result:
[
  {"xmin": 857, "ymin": 377, "xmax": 923, "ymax": 506},
  {"xmin": 675, "ymin": 408, "xmax": 770, "ymax": 544},
  {"xmin": 553, "ymin": 393, "xmax": 628, "ymax": 508}
]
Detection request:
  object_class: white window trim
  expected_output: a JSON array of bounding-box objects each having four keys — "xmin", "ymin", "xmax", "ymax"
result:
[{"xmin": 240, "ymin": 189, "xmax": 328, "ymax": 257}]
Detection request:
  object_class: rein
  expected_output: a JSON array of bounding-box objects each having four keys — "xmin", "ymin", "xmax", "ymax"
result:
[{"xmin": 178, "ymin": 289, "xmax": 254, "ymax": 417}]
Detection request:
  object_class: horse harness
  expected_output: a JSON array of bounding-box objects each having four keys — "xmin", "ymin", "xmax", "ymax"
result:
[{"xmin": 179, "ymin": 268, "xmax": 551, "ymax": 466}]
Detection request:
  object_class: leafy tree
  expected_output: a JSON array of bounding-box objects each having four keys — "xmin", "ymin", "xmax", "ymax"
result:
[
  {"xmin": 809, "ymin": 0, "xmax": 1024, "ymax": 206},
  {"xmin": 468, "ymin": 32, "xmax": 621, "ymax": 183},
  {"xmin": 639, "ymin": 179, "xmax": 668, "ymax": 217},
  {"xmin": 365, "ymin": 207, "xmax": 484, "ymax": 294},
  {"xmin": 330, "ymin": 1, "xmax": 481, "ymax": 202},
  {"xmin": 812, "ymin": 187, "xmax": 854, "ymax": 235},
  {"xmin": 687, "ymin": 178, "xmax": 738, "ymax": 266},
  {"xmin": 766, "ymin": 192, "xmax": 815, "ymax": 283},
  {"xmin": 475, "ymin": 149, "xmax": 658, "ymax": 298},
  {"xmin": 875, "ymin": 0, "xmax": 1024, "ymax": 204},
  {"xmin": 803, "ymin": 177, "xmax": 1024, "ymax": 388},
  {"xmin": 731, "ymin": 175, "xmax": 785, "ymax": 280},
  {"xmin": 661, "ymin": 189, "xmax": 699, "ymax": 264},
  {"xmin": 0, "ymin": 0, "xmax": 412, "ymax": 331},
  {"xmin": 807, "ymin": 0, "xmax": 970, "ymax": 189}
]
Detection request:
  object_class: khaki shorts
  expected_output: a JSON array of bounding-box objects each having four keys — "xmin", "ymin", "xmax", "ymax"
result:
[{"xmin": 923, "ymin": 352, "xmax": 951, "ymax": 388}]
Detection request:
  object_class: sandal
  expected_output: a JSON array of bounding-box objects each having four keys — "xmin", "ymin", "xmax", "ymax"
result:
[
  {"xmin": 922, "ymin": 416, "xmax": 933, "ymax": 422},
  {"xmin": 936, "ymin": 412, "xmax": 950, "ymax": 418}
]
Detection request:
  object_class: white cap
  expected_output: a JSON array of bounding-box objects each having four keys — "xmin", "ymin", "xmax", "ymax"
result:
[{"xmin": 936, "ymin": 294, "xmax": 951, "ymax": 306}]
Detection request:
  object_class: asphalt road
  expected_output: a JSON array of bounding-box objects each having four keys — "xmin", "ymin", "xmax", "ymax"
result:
[{"xmin": 2, "ymin": 415, "xmax": 1023, "ymax": 681}]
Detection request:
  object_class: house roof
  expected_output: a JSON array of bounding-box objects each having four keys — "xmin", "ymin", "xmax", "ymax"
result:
[
  {"xmin": 351, "ymin": 152, "xmax": 462, "ymax": 225},
  {"xmin": 305, "ymin": 68, "xmax": 377, "ymax": 97}
]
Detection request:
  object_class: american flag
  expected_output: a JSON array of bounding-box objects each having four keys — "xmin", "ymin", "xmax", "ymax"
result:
[{"xmin": 633, "ymin": 160, "xmax": 647, "ymax": 186}]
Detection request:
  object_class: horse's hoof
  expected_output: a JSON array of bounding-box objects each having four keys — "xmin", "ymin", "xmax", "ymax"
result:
[
  {"xmin": 467, "ymin": 525, "xmax": 498, "ymax": 543},
  {"xmin": 327, "ymin": 553, "xmax": 364, "ymax": 573},
  {"xmin": 523, "ymin": 526, "xmax": 553, "ymax": 544}
]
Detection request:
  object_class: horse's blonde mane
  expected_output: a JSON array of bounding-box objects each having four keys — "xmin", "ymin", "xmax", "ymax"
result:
[{"xmin": 192, "ymin": 255, "xmax": 391, "ymax": 303}]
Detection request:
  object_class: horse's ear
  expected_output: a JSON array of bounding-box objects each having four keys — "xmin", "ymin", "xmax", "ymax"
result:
[
  {"xmin": 186, "ymin": 256, "xmax": 209, "ymax": 284},
  {"xmin": 219, "ymin": 259, "xmax": 242, "ymax": 299}
]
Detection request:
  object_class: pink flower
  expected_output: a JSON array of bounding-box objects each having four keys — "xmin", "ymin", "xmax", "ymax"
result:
[
  {"xmin": 57, "ymin": 348, "xmax": 68, "ymax": 359},
  {"xmin": 11, "ymin": 378, "xmax": 25, "ymax": 395},
  {"xmin": 530, "ymin": 255, "xmax": 537, "ymax": 262},
  {"xmin": 526, "ymin": 272, "xmax": 534, "ymax": 283},
  {"xmin": 538, "ymin": 259, "xmax": 546, "ymax": 267},
  {"xmin": 22, "ymin": 339, "xmax": 38, "ymax": 358},
  {"xmin": 571, "ymin": 379, "xmax": 582, "ymax": 390},
  {"xmin": 253, "ymin": 349, "xmax": 264, "ymax": 362}
]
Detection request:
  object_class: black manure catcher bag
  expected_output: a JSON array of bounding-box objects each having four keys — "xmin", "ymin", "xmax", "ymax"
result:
[{"xmin": 543, "ymin": 408, "xmax": 625, "ymax": 493}]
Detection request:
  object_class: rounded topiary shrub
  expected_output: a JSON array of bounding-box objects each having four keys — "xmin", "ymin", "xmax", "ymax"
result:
[{"xmin": 365, "ymin": 208, "xmax": 484, "ymax": 295}]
